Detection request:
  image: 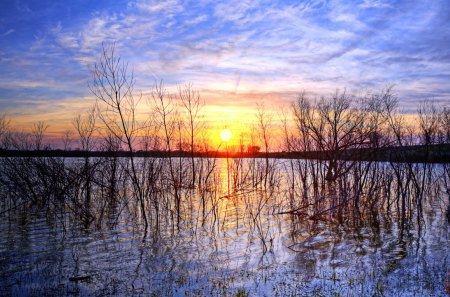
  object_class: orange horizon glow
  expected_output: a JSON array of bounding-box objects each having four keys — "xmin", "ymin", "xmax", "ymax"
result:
[
  {"xmin": 1, "ymin": 99, "xmax": 426, "ymax": 152},
  {"xmin": 0, "ymin": 102, "xmax": 278, "ymax": 151}
]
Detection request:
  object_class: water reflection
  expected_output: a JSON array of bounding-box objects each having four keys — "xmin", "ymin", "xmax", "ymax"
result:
[{"xmin": 0, "ymin": 158, "xmax": 448, "ymax": 296}]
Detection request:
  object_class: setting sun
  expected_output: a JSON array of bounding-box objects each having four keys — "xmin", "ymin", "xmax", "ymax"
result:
[{"xmin": 220, "ymin": 129, "xmax": 232, "ymax": 142}]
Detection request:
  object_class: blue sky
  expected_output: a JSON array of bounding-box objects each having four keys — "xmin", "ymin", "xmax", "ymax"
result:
[{"xmin": 1, "ymin": 0, "xmax": 449, "ymax": 129}]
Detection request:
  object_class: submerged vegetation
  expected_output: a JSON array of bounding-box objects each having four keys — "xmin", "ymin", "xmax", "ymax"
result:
[{"xmin": 0, "ymin": 45, "xmax": 449, "ymax": 296}]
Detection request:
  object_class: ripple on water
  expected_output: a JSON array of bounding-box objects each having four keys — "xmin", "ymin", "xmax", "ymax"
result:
[{"xmin": 0, "ymin": 175, "xmax": 449, "ymax": 296}]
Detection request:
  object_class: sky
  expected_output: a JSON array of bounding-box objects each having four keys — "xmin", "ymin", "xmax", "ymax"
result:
[{"xmin": 1, "ymin": 0, "xmax": 450, "ymax": 136}]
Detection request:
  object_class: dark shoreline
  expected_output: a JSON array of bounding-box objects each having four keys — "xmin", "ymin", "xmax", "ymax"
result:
[{"xmin": 1, "ymin": 143, "xmax": 449, "ymax": 163}]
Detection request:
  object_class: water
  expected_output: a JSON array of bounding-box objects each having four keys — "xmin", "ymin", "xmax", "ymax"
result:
[{"xmin": 0, "ymin": 158, "xmax": 449, "ymax": 296}]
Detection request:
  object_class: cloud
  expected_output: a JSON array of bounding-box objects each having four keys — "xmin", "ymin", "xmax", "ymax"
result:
[
  {"xmin": 185, "ymin": 14, "xmax": 208, "ymax": 25},
  {"xmin": 134, "ymin": 0, "xmax": 183, "ymax": 13},
  {"xmin": 359, "ymin": 0, "xmax": 393, "ymax": 9},
  {"xmin": 0, "ymin": 79, "xmax": 54, "ymax": 89},
  {"xmin": 14, "ymin": 0, "xmax": 32, "ymax": 13},
  {"xmin": 213, "ymin": 0, "xmax": 260, "ymax": 23},
  {"xmin": 2, "ymin": 29, "xmax": 15, "ymax": 36},
  {"xmin": 0, "ymin": 0, "xmax": 449, "ymax": 127}
]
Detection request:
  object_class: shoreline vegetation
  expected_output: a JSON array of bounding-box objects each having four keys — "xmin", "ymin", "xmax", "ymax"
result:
[{"xmin": 1, "ymin": 143, "xmax": 450, "ymax": 163}]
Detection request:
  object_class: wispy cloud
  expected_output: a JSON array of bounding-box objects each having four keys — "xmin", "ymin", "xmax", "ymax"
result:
[
  {"xmin": 0, "ymin": 79, "xmax": 56, "ymax": 89},
  {"xmin": 185, "ymin": 14, "xmax": 208, "ymax": 25},
  {"xmin": 0, "ymin": 0, "xmax": 449, "ymax": 121},
  {"xmin": 359, "ymin": 0, "xmax": 393, "ymax": 9},
  {"xmin": 133, "ymin": 0, "xmax": 183, "ymax": 14},
  {"xmin": 2, "ymin": 29, "xmax": 15, "ymax": 36}
]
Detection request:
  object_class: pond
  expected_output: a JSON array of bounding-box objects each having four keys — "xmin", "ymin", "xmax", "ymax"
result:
[{"xmin": 0, "ymin": 158, "xmax": 449, "ymax": 296}]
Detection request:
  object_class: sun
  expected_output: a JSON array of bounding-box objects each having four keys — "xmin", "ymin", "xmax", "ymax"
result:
[{"xmin": 220, "ymin": 129, "xmax": 232, "ymax": 142}]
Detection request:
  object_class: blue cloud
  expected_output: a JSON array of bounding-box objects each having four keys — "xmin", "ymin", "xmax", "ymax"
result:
[{"xmin": 0, "ymin": 0, "xmax": 449, "ymax": 116}]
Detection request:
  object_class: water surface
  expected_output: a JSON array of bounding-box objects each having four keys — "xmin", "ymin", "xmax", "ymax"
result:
[{"xmin": 0, "ymin": 159, "xmax": 448, "ymax": 296}]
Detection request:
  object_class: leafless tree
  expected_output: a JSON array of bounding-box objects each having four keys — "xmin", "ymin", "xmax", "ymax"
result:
[
  {"xmin": 62, "ymin": 129, "xmax": 73, "ymax": 151},
  {"xmin": 73, "ymin": 105, "xmax": 98, "ymax": 224},
  {"xmin": 292, "ymin": 92, "xmax": 318, "ymax": 198},
  {"xmin": 362, "ymin": 88, "xmax": 394, "ymax": 148},
  {"xmin": 150, "ymin": 81, "xmax": 182, "ymax": 225},
  {"xmin": 442, "ymin": 107, "xmax": 450, "ymax": 143},
  {"xmin": 89, "ymin": 43, "xmax": 148, "ymax": 232},
  {"xmin": 0, "ymin": 114, "xmax": 10, "ymax": 149},
  {"xmin": 380, "ymin": 88, "xmax": 406, "ymax": 146},
  {"xmin": 179, "ymin": 83, "xmax": 202, "ymax": 187},
  {"xmin": 256, "ymin": 102, "xmax": 273, "ymax": 188},
  {"xmin": 417, "ymin": 101, "xmax": 440, "ymax": 145},
  {"xmin": 32, "ymin": 121, "xmax": 48, "ymax": 151},
  {"xmin": 74, "ymin": 105, "xmax": 97, "ymax": 152},
  {"xmin": 293, "ymin": 90, "xmax": 367, "ymax": 181}
]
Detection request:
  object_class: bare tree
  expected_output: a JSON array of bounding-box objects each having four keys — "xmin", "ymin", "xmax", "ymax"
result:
[
  {"xmin": 380, "ymin": 88, "xmax": 406, "ymax": 146},
  {"xmin": 74, "ymin": 105, "xmax": 97, "ymax": 152},
  {"xmin": 62, "ymin": 129, "xmax": 73, "ymax": 151},
  {"xmin": 256, "ymin": 102, "xmax": 273, "ymax": 188},
  {"xmin": 0, "ymin": 114, "xmax": 10, "ymax": 149},
  {"xmin": 442, "ymin": 107, "xmax": 450, "ymax": 143},
  {"xmin": 279, "ymin": 107, "xmax": 297, "ymax": 203},
  {"xmin": 293, "ymin": 90, "xmax": 367, "ymax": 181},
  {"xmin": 417, "ymin": 101, "xmax": 440, "ymax": 145},
  {"xmin": 32, "ymin": 121, "xmax": 48, "ymax": 151},
  {"xmin": 73, "ymin": 105, "xmax": 98, "ymax": 224},
  {"xmin": 151, "ymin": 81, "xmax": 176, "ymax": 159},
  {"xmin": 89, "ymin": 43, "xmax": 148, "ymax": 232},
  {"xmin": 363, "ymin": 88, "xmax": 394, "ymax": 149},
  {"xmin": 179, "ymin": 83, "xmax": 202, "ymax": 187},
  {"xmin": 150, "ymin": 81, "xmax": 182, "ymax": 225}
]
